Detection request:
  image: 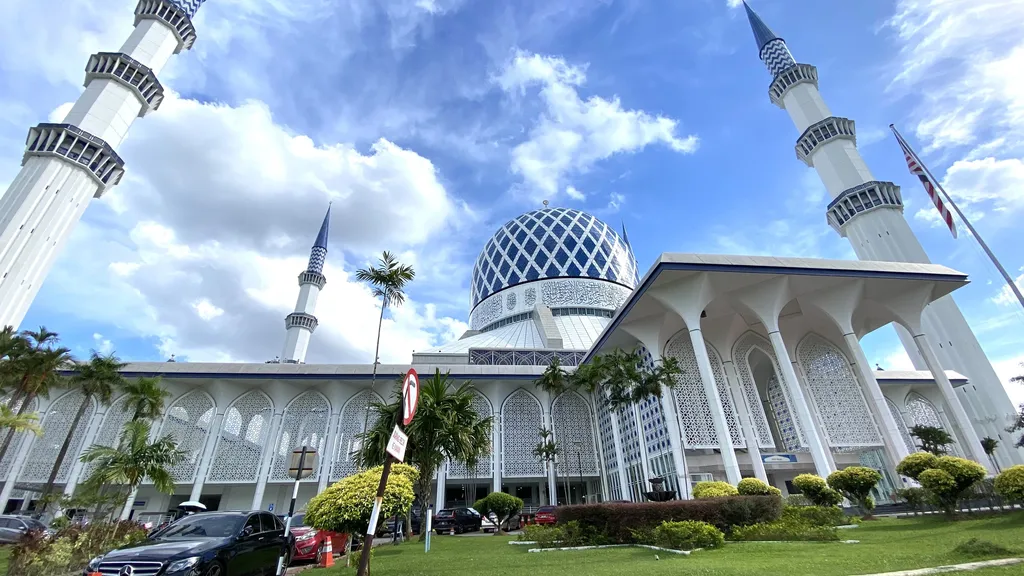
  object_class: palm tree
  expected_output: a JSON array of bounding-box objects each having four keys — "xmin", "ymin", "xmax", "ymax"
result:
[
  {"xmin": 79, "ymin": 420, "xmax": 185, "ymax": 519},
  {"xmin": 0, "ymin": 404, "xmax": 42, "ymax": 436},
  {"xmin": 0, "ymin": 328, "xmax": 72, "ymax": 466},
  {"xmin": 533, "ymin": 428, "xmax": 559, "ymax": 505},
  {"xmin": 121, "ymin": 376, "xmax": 171, "ymax": 422},
  {"xmin": 355, "ymin": 251, "xmax": 415, "ymax": 434},
  {"xmin": 537, "ymin": 349, "xmax": 683, "ymax": 412},
  {"xmin": 39, "ymin": 352, "xmax": 126, "ymax": 509},
  {"xmin": 355, "ymin": 369, "xmax": 490, "ymax": 541},
  {"xmin": 980, "ymin": 437, "xmax": 1001, "ymax": 473}
]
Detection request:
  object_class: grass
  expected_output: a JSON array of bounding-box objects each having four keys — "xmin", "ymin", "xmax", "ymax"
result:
[
  {"xmin": 0, "ymin": 546, "xmax": 8, "ymax": 574},
  {"xmin": 306, "ymin": 512, "xmax": 1024, "ymax": 576}
]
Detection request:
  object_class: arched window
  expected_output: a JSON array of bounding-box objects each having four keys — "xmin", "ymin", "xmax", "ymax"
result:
[
  {"xmin": 501, "ymin": 389, "xmax": 544, "ymax": 477},
  {"xmin": 731, "ymin": 333, "xmax": 780, "ymax": 449},
  {"xmin": 664, "ymin": 331, "xmax": 741, "ymax": 449},
  {"xmin": 551, "ymin": 392, "xmax": 598, "ymax": 476},
  {"xmin": 207, "ymin": 391, "xmax": 273, "ymax": 483},
  {"xmin": 330, "ymin": 390, "xmax": 382, "ymax": 481},
  {"xmin": 448, "ymin": 389, "xmax": 493, "ymax": 479},
  {"xmin": 0, "ymin": 396, "xmax": 38, "ymax": 479},
  {"xmin": 159, "ymin": 391, "xmax": 216, "ymax": 483},
  {"xmin": 271, "ymin": 391, "xmax": 330, "ymax": 481},
  {"xmin": 81, "ymin": 395, "xmax": 134, "ymax": 479},
  {"xmin": 886, "ymin": 398, "xmax": 915, "ymax": 453},
  {"xmin": 905, "ymin": 392, "xmax": 962, "ymax": 456},
  {"xmin": 797, "ymin": 334, "xmax": 881, "ymax": 447},
  {"xmin": 20, "ymin": 391, "xmax": 96, "ymax": 483}
]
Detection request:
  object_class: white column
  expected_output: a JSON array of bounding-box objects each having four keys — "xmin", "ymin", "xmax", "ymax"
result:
[
  {"xmin": 0, "ymin": 433, "xmax": 38, "ymax": 511},
  {"xmin": 723, "ymin": 361, "xmax": 767, "ymax": 482},
  {"xmin": 607, "ymin": 409, "xmax": 631, "ymax": 500},
  {"xmin": 190, "ymin": 411, "xmax": 225, "ymax": 501},
  {"xmin": 318, "ymin": 410, "xmax": 343, "ymax": 492},
  {"xmin": 690, "ymin": 328, "xmax": 742, "ymax": 484},
  {"xmin": 843, "ymin": 332, "xmax": 911, "ymax": 467},
  {"xmin": 251, "ymin": 411, "xmax": 284, "ymax": 510},
  {"xmin": 912, "ymin": 334, "xmax": 990, "ymax": 470},
  {"xmin": 793, "ymin": 360, "xmax": 838, "ymax": 471},
  {"xmin": 62, "ymin": 406, "xmax": 108, "ymax": 498},
  {"xmin": 434, "ymin": 466, "xmax": 446, "ymax": 509},
  {"xmin": 767, "ymin": 330, "xmax": 833, "ymax": 477},
  {"xmin": 492, "ymin": 411, "xmax": 502, "ymax": 494}
]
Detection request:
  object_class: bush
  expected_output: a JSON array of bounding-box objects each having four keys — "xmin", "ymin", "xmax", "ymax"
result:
[
  {"xmin": 896, "ymin": 452, "xmax": 939, "ymax": 480},
  {"xmin": 305, "ymin": 463, "xmax": 417, "ymax": 534},
  {"xmin": 785, "ymin": 494, "xmax": 812, "ymax": 507},
  {"xmin": 827, "ymin": 466, "xmax": 882, "ymax": 518},
  {"xmin": 473, "ymin": 491, "xmax": 523, "ymax": 534},
  {"xmin": 904, "ymin": 455, "xmax": 987, "ymax": 517},
  {"xmin": 994, "ymin": 465, "xmax": 1024, "ymax": 502},
  {"xmin": 780, "ymin": 505, "xmax": 846, "ymax": 527},
  {"xmin": 653, "ymin": 521, "xmax": 724, "ymax": 550},
  {"xmin": 555, "ymin": 496, "xmax": 782, "ymax": 543},
  {"xmin": 952, "ymin": 538, "xmax": 1016, "ymax": 558},
  {"xmin": 793, "ymin": 474, "xmax": 843, "ymax": 507},
  {"xmin": 738, "ymin": 478, "xmax": 782, "ymax": 497},
  {"xmin": 895, "ymin": 487, "xmax": 927, "ymax": 512},
  {"xmin": 693, "ymin": 481, "xmax": 739, "ymax": 499},
  {"xmin": 9, "ymin": 521, "xmax": 147, "ymax": 576},
  {"xmin": 730, "ymin": 520, "xmax": 839, "ymax": 542},
  {"xmin": 520, "ymin": 522, "xmax": 606, "ymax": 548}
]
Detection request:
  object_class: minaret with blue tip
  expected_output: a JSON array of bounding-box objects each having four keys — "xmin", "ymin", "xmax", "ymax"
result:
[
  {"xmin": 0, "ymin": 0, "xmax": 208, "ymax": 329},
  {"xmin": 742, "ymin": 1, "xmax": 1023, "ymax": 466},
  {"xmin": 281, "ymin": 205, "xmax": 331, "ymax": 363}
]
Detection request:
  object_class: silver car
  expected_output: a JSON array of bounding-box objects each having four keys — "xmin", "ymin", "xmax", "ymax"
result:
[{"xmin": 0, "ymin": 515, "xmax": 48, "ymax": 543}]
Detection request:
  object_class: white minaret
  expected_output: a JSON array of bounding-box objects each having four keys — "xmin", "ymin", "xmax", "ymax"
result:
[
  {"xmin": 281, "ymin": 205, "xmax": 331, "ymax": 364},
  {"xmin": 0, "ymin": 0, "xmax": 207, "ymax": 329},
  {"xmin": 743, "ymin": 1, "xmax": 1023, "ymax": 465}
]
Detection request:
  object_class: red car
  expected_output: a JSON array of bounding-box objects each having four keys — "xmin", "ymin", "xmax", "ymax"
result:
[
  {"xmin": 287, "ymin": 512, "xmax": 348, "ymax": 563},
  {"xmin": 534, "ymin": 506, "xmax": 557, "ymax": 525}
]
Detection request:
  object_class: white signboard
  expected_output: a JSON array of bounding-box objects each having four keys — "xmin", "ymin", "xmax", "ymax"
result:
[{"xmin": 386, "ymin": 425, "xmax": 409, "ymax": 462}]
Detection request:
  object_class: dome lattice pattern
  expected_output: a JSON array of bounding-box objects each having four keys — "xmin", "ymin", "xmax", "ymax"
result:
[{"xmin": 471, "ymin": 208, "xmax": 638, "ymax": 309}]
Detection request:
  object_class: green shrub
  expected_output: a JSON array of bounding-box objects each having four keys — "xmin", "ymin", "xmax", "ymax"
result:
[
  {"xmin": 473, "ymin": 491, "xmax": 523, "ymax": 534},
  {"xmin": 781, "ymin": 505, "xmax": 846, "ymax": 527},
  {"xmin": 895, "ymin": 487, "xmax": 927, "ymax": 512},
  {"xmin": 896, "ymin": 452, "xmax": 939, "ymax": 480},
  {"xmin": 653, "ymin": 520, "xmax": 724, "ymax": 550},
  {"xmin": 914, "ymin": 456, "xmax": 987, "ymax": 517},
  {"xmin": 792, "ymin": 474, "xmax": 843, "ymax": 507},
  {"xmin": 827, "ymin": 466, "xmax": 882, "ymax": 517},
  {"xmin": 730, "ymin": 519, "xmax": 839, "ymax": 542},
  {"xmin": 48, "ymin": 516, "xmax": 70, "ymax": 531},
  {"xmin": 994, "ymin": 465, "xmax": 1024, "ymax": 502},
  {"xmin": 693, "ymin": 481, "xmax": 739, "ymax": 499},
  {"xmin": 9, "ymin": 521, "xmax": 147, "ymax": 576},
  {"xmin": 555, "ymin": 496, "xmax": 782, "ymax": 543},
  {"xmin": 737, "ymin": 478, "xmax": 782, "ymax": 497},
  {"xmin": 520, "ymin": 524, "xmax": 559, "ymax": 545},
  {"xmin": 305, "ymin": 463, "xmax": 417, "ymax": 534},
  {"xmin": 519, "ymin": 522, "xmax": 607, "ymax": 548},
  {"xmin": 952, "ymin": 538, "xmax": 1016, "ymax": 558},
  {"xmin": 785, "ymin": 494, "xmax": 812, "ymax": 507}
]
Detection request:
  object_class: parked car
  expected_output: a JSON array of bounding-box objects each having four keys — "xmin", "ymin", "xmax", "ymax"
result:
[
  {"xmin": 85, "ymin": 511, "xmax": 292, "ymax": 576},
  {"xmin": 0, "ymin": 515, "xmax": 49, "ymax": 543},
  {"xmin": 384, "ymin": 504, "xmax": 423, "ymax": 535},
  {"xmin": 432, "ymin": 507, "xmax": 482, "ymax": 535},
  {"xmin": 533, "ymin": 506, "xmax": 557, "ymax": 526},
  {"xmin": 481, "ymin": 512, "xmax": 521, "ymax": 533},
  {"xmin": 286, "ymin": 512, "xmax": 347, "ymax": 564}
]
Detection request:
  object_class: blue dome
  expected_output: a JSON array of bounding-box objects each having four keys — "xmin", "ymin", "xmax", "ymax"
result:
[{"xmin": 470, "ymin": 207, "xmax": 639, "ymax": 310}]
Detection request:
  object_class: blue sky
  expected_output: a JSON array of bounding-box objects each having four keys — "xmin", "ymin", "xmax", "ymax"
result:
[{"xmin": 1, "ymin": 0, "xmax": 1022, "ymax": 401}]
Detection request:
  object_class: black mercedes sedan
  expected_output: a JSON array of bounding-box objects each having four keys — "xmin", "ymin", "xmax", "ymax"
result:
[{"xmin": 85, "ymin": 511, "xmax": 291, "ymax": 576}]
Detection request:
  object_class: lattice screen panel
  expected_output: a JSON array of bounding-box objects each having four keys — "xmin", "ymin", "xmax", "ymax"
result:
[
  {"xmin": 595, "ymin": 393, "xmax": 618, "ymax": 472},
  {"xmin": 160, "ymin": 391, "xmax": 215, "ymax": 483},
  {"xmin": 905, "ymin": 392, "xmax": 963, "ymax": 456},
  {"xmin": 20, "ymin": 392, "xmax": 96, "ymax": 483},
  {"xmin": 501, "ymin": 389, "xmax": 544, "ymax": 477},
  {"xmin": 448, "ymin": 389, "xmax": 493, "ymax": 479},
  {"xmin": 797, "ymin": 334, "xmax": 881, "ymax": 447},
  {"xmin": 272, "ymin": 391, "xmax": 330, "ymax": 482},
  {"xmin": 664, "ymin": 332, "xmax": 742, "ymax": 449},
  {"xmin": 82, "ymin": 395, "xmax": 134, "ymax": 478},
  {"xmin": 887, "ymin": 398, "xmax": 916, "ymax": 453},
  {"xmin": 767, "ymin": 375, "xmax": 805, "ymax": 452},
  {"xmin": 330, "ymin": 390, "xmax": 382, "ymax": 481},
  {"xmin": 731, "ymin": 335, "xmax": 779, "ymax": 449},
  {"xmin": 552, "ymin": 392, "xmax": 598, "ymax": 476},
  {"xmin": 0, "ymin": 396, "xmax": 37, "ymax": 479},
  {"xmin": 707, "ymin": 343, "xmax": 745, "ymax": 447},
  {"xmin": 607, "ymin": 470, "xmax": 622, "ymax": 500},
  {"xmin": 207, "ymin": 391, "xmax": 273, "ymax": 483},
  {"xmin": 617, "ymin": 405, "xmax": 643, "ymax": 466}
]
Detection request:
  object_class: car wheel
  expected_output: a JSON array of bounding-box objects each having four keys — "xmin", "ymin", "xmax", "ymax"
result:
[{"xmin": 203, "ymin": 561, "xmax": 225, "ymax": 576}]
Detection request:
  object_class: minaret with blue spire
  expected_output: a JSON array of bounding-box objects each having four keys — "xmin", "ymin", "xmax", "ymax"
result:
[
  {"xmin": 742, "ymin": 1, "xmax": 1024, "ymax": 467},
  {"xmin": 282, "ymin": 205, "xmax": 331, "ymax": 363}
]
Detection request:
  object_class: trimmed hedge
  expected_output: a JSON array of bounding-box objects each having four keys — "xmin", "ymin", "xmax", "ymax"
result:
[
  {"xmin": 694, "ymin": 481, "xmax": 739, "ymax": 499},
  {"xmin": 780, "ymin": 505, "xmax": 845, "ymax": 527},
  {"xmin": 556, "ymin": 496, "xmax": 782, "ymax": 543}
]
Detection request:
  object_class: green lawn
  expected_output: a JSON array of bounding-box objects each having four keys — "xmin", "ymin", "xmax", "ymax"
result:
[
  {"xmin": 0, "ymin": 546, "xmax": 8, "ymax": 574},
  {"xmin": 308, "ymin": 512, "xmax": 1024, "ymax": 576}
]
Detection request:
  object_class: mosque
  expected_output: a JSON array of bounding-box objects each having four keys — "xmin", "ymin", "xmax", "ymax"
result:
[{"xmin": 0, "ymin": 0, "xmax": 1021, "ymax": 522}]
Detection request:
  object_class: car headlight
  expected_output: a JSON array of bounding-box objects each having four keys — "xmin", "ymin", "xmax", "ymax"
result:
[
  {"xmin": 87, "ymin": 556, "xmax": 104, "ymax": 571},
  {"xmin": 296, "ymin": 530, "xmax": 319, "ymax": 542},
  {"xmin": 166, "ymin": 556, "xmax": 201, "ymax": 573}
]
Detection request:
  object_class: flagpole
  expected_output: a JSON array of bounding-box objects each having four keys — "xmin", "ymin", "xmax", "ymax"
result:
[{"xmin": 890, "ymin": 124, "xmax": 1024, "ymax": 312}]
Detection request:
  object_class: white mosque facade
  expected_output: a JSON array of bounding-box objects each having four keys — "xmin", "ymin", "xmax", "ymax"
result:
[{"xmin": 0, "ymin": 1, "xmax": 1021, "ymax": 522}]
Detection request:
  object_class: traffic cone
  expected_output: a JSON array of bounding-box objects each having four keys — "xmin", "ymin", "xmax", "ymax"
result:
[
  {"xmin": 449, "ymin": 526, "xmax": 454, "ymax": 536},
  {"xmin": 319, "ymin": 538, "xmax": 334, "ymax": 568}
]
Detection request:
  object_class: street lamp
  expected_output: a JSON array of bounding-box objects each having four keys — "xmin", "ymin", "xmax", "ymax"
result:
[{"xmin": 573, "ymin": 441, "xmax": 584, "ymax": 505}]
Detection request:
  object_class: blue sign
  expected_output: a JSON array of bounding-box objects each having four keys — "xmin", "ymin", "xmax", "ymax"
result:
[
  {"xmin": 268, "ymin": 503, "xmax": 275, "ymax": 512},
  {"xmin": 132, "ymin": 500, "xmax": 146, "ymax": 508},
  {"xmin": 761, "ymin": 454, "xmax": 798, "ymax": 463}
]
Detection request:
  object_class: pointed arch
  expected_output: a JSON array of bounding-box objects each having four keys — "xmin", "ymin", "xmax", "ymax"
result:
[
  {"xmin": 448, "ymin": 388, "xmax": 493, "ymax": 479},
  {"xmin": 80, "ymin": 394, "xmax": 135, "ymax": 479},
  {"xmin": 20, "ymin": 390, "xmax": 97, "ymax": 483},
  {"xmin": 732, "ymin": 331, "xmax": 793, "ymax": 449},
  {"xmin": 886, "ymin": 397, "xmax": 915, "ymax": 453},
  {"xmin": 271, "ymin": 390, "xmax": 330, "ymax": 481},
  {"xmin": 207, "ymin": 390, "xmax": 273, "ymax": 483},
  {"xmin": 501, "ymin": 388, "xmax": 544, "ymax": 477},
  {"xmin": 0, "ymin": 396, "xmax": 38, "ymax": 479},
  {"xmin": 159, "ymin": 389, "xmax": 216, "ymax": 483},
  {"xmin": 904, "ymin": 392, "xmax": 963, "ymax": 456},
  {"xmin": 796, "ymin": 333, "xmax": 881, "ymax": 447},
  {"xmin": 663, "ymin": 330, "xmax": 742, "ymax": 449},
  {"xmin": 551, "ymin": 391, "xmax": 599, "ymax": 476},
  {"xmin": 330, "ymin": 389, "xmax": 384, "ymax": 481}
]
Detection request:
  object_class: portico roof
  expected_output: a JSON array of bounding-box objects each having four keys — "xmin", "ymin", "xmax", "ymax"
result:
[
  {"xmin": 107, "ymin": 361, "xmax": 547, "ymax": 381},
  {"xmin": 584, "ymin": 253, "xmax": 969, "ymax": 361}
]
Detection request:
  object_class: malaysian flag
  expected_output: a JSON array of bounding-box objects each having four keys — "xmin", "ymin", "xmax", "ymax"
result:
[{"xmin": 890, "ymin": 125, "xmax": 957, "ymax": 238}]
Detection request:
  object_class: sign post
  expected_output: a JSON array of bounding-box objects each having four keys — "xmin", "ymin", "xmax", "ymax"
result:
[
  {"xmin": 275, "ymin": 445, "xmax": 318, "ymax": 576},
  {"xmin": 357, "ymin": 369, "xmax": 419, "ymax": 576},
  {"xmin": 425, "ymin": 505, "xmax": 432, "ymax": 553}
]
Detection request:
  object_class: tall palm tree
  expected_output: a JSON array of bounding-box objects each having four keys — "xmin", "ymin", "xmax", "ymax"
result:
[
  {"xmin": 355, "ymin": 251, "xmax": 415, "ymax": 435},
  {"xmin": 79, "ymin": 420, "xmax": 185, "ymax": 519},
  {"xmin": 121, "ymin": 376, "xmax": 171, "ymax": 422},
  {"xmin": 0, "ymin": 404, "xmax": 42, "ymax": 436},
  {"xmin": 0, "ymin": 328, "xmax": 72, "ymax": 466},
  {"xmin": 356, "ymin": 369, "xmax": 491, "ymax": 541},
  {"xmin": 980, "ymin": 437, "xmax": 1001, "ymax": 473},
  {"xmin": 39, "ymin": 352, "xmax": 127, "ymax": 508}
]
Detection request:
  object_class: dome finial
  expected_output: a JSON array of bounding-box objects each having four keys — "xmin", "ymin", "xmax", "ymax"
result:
[{"xmin": 542, "ymin": 199, "xmax": 549, "ymax": 207}]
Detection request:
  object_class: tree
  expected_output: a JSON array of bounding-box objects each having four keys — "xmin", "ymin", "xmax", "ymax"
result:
[
  {"xmin": 896, "ymin": 453, "xmax": 986, "ymax": 518},
  {"xmin": 909, "ymin": 424, "xmax": 955, "ymax": 455},
  {"xmin": 355, "ymin": 251, "xmax": 416, "ymax": 435},
  {"xmin": 827, "ymin": 466, "xmax": 882, "ymax": 519},
  {"xmin": 537, "ymin": 348, "xmax": 683, "ymax": 412},
  {"xmin": 79, "ymin": 420, "xmax": 185, "ymax": 519},
  {"xmin": 981, "ymin": 437, "xmax": 1001, "ymax": 473},
  {"xmin": 533, "ymin": 428, "xmax": 559, "ymax": 504},
  {"xmin": 305, "ymin": 464, "xmax": 418, "ymax": 539},
  {"xmin": 121, "ymin": 376, "xmax": 171, "ymax": 422},
  {"xmin": 792, "ymin": 474, "xmax": 843, "ymax": 507},
  {"xmin": 0, "ymin": 404, "xmax": 42, "ymax": 436},
  {"xmin": 473, "ymin": 492, "xmax": 523, "ymax": 535},
  {"xmin": 355, "ymin": 370, "xmax": 490, "ymax": 541},
  {"xmin": 993, "ymin": 465, "xmax": 1024, "ymax": 502},
  {"xmin": 40, "ymin": 352, "xmax": 127, "ymax": 510}
]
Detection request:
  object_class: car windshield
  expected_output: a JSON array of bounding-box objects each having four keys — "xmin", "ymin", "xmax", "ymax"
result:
[
  {"xmin": 24, "ymin": 519, "xmax": 47, "ymax": 531},
  {"xmin": 289, "ymin": 514, "xmax": 306, "ymax": 528},
  {"xmin": 436, "ymin": 510, "xmax": 454, "ymax": 517},
  {"xmin": 537, "ymin": 507, "xmax": 555, "ymax": 513},
  {"xmin": 157, "ymin": 514, "xmax": 246, "ymax": 538}
]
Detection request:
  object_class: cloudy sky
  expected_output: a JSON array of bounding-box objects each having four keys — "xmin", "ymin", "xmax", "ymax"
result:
[{"xmin": 1, "ymin": 0, "xmax": 1022, "ymax": 401}]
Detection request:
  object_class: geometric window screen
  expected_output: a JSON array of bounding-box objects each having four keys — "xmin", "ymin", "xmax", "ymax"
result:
[
  {"xmin": 448, "ymin": 389, "xmax": 493, "ymax": 479},
  {"xmin": 330, "ymin": 390, "xmax": 382, "ymax": 481},
  {"xmin": 886, "ymin": 398, "xmax": 916, "ymax": 454},
  {"xmin": 501, "ymin": 389, "xmax": 544, "ymax": 478},
  {"xmin": 159, "ymin": 390, "xmax": 216, "ymax": 483},
  {"xmin": 551, "ymin": 391, "xmax": 598, "ymax": 477},
  {"xmin": 664, "ymin": 332, "xmax": 742, "ymax": 449},
  {"xmin": 905, "ymin": 392, "xmax": 963, "ymax": 457},
  {"xmin": 82, "ymin": 394, "xmax": 134, "ymax": 478},
  {"xmin": 271, "ymin": 391, "xmax": 330, "ymax": 482},
  {"xmin": 207, "ymin": 391, "xmax": 273, "ymax": 483},
  {"xmin": 0, "ymin": 396, "xmax": 38, "ymax": 479},
  {"xmin": 20, "ymin": 391, "xmax": 95, "ymax": 483},
  {"xmin": 731, "ymin": 333, "xmax": 779, "ymax": 449}
]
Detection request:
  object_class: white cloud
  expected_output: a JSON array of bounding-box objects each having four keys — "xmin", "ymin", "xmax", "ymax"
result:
[
  {"xmin": 495, "ymin": 50, "xmax": 699, "ymax": 199},
  {"xmin": 913, "ymin": 157, "xmax": 1024, "ymax": 230},
  {"xmin": 192, "ymin": 299, "xmax": 226, "ymax": 322},
  {"xmin": 726, "ymin": 0, "xmax": 743, "ymax": 8},
  {"xmin": 565, "ymin": 185, "xmax": 586, "ymax": 201},
  {"xmin": 91, "ymin": 333, "xmax": 114, "ymax": 356},
  {"xmin": 991, "ymin": 271, "xmax": 1024, "ymax": 307},
  {"xmin": 992, "ymin": 354, "xmax": 1024, "ymax": 407}
]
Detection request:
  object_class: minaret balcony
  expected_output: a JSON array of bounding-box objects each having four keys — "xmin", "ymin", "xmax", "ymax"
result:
[
  {"xmin": 769, "ymin": 63, "xmax": 818, "ymax": 108},
  {"xmin": 826, "ymin": 181, "xmax": 904, "ymax": 235},
  {"xmin": 85, "ymin": 53, "xmax": 165, "ymax": 117},
  {"xmin": 23, "ymin": 123, "xmax": 125, "ymax": 195},
  {"xmin": 135, "ymin": 0, "xmax": 197, "ymax": 52},
  {"xmin": 795, "ymin": 116, "xmax": 856, "ymax": 167},
  {"xmin": 298, "ymin": 271, "xmax": 327, "ymax": 290},
  {"xmin": 285, "ymin": 312, "xmax": 319, "ymax": 332}
]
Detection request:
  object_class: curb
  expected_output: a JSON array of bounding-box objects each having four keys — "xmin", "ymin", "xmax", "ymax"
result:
[
  {"xmin": 524, "ymin": 543, "xmax": 696, "ymax": 555},
  {"xmin": 852, "ymin": 557, "xmax": 1024, "ymax": 575}
]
